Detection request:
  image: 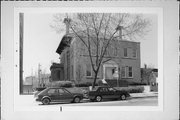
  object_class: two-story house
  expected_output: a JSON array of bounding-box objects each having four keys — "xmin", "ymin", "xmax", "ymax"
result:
[{"xmin": 51, "ymin": 18, "xmax": 141, "ymax": 86}]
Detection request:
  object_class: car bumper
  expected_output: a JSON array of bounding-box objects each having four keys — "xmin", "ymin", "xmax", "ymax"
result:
[{"xmin": 35, "ymin": 98, "xmax": 41, "ymax": 102}]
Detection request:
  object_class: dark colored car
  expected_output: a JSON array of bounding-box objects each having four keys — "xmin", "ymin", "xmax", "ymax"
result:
[
  {"xmin": 35, "ymin": 87, "xmax": 84, "ymax": 105},
  {"xmin": 33, "ymin": 87, "xmax": 46, "ymax": 98},
  {"xmin": 88, "ymin": 86, "xmax": 130, "ymax": 102}
]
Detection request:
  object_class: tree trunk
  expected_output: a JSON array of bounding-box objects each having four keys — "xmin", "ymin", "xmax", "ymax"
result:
[{"xmin": 92, "ymin": 71, "xmax": 98, "ymax": 88}]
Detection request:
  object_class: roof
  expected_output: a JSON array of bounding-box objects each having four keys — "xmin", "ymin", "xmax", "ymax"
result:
[
  {"xmin": 56, "ymin": 33, "xmax": 140, "ymax": 55},
  {"xmin": 56, "ymin": 35, "xmax": 73, "ymax": 55}
]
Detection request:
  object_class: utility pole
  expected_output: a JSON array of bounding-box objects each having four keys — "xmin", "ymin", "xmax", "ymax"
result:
[
  {"xmin": 19, "ymin": 13, "xmax": 24, "ymax": 94},
  {"xmin": 38, "ymin": 64, "xmax": 41, "ymax": 87},
  {"xmin": 31, "ymin": 68, "xmax": 33, "ymax": 88}
]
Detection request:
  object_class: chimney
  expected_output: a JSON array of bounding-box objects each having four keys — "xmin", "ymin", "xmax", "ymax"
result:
[
  {"xmin": 144, "ymin": 64, "xmax": 147, "ymax": 69},
  {"xmin": 116, "ymin": 25, "xmax": 123, "ymax": 40},
  {"xmin": 63, "ymin": 18, "xmax": 71, "ymax": 34}
]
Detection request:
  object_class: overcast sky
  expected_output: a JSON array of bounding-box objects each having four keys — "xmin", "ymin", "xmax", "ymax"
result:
[{"xmin": 23, "ymin": 13, "xmax": 157, "ymax": 79}]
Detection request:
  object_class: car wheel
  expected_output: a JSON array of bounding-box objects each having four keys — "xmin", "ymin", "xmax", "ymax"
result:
[
  {"xmin": 42, "ymin": 98, "xmax": 50, "ymax": 105},
  {"xmin": 95, "ymin": 96, "xmax": 102, "ymax": 102},
  {"xmin": 74, "ymin": 97, "xmax": 81, "ymax": 103},
  {"xmin": 120, "ymin": 94, "xmax": 126, "ymax": 100}
]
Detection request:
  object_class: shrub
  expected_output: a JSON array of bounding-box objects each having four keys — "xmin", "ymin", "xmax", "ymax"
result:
[
  {"xmin": 48, "ymin": 81, "xmax": 74, "ymax": 88},
  {"xmin": 75, "ymin": 82, "xmax": 98, "ymax": 87},
  {"xmin": 115, "ymin": 86, "xmax": 144, "ymax": 93},
  {"xmin": 128, "ymin": 82, "xmax": 147, "ymax": 86}
]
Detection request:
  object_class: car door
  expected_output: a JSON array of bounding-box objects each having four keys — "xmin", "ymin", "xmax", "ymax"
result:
[
  {"xmin": 107, "ymin": 87, "xmax": 119, "ymax": 99},
  {"xmin": 58, "ymin": 88, "xmax": 74, "ymax": 103},
  {"xmin": 47, "ymin": 88, "xmax": 60, "ymax": 101},
  {"xmin": 99, "ymin": 87, "xmax": 110, "ymax": 99}
]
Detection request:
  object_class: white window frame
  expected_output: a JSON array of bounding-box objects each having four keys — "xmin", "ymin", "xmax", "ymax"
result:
[
  {"xmin": 121, "ymin": 66, "xmax": 126, "ymax": 78},
  {"xmin": 127, "ymin": 66, "xmax": 133, "ymax": 78},
  {"xmin": 121, "ymin": 66, "xmax": 133, "ymax": 78},
  {"xmin": 132, "ymin": 49, "xmax": 137, "ymax": 58}
]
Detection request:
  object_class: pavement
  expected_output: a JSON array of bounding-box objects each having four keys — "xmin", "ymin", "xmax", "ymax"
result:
[
  {"xmin": 129, "ymin": 91, "xmax": 158, "ymax": 99},
  {"xmin": 81, "ymin": 91, "xmax": 158, "ymax": 102},
  {"xmin": 13, "ymin": 91, "xmax": 158, "ymax": 111}
]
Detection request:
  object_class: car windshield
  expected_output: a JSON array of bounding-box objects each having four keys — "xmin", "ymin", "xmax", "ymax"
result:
[
  {"xmin": 65, "ymin": 87, "xmax": 84, "ymax": 94},
  {"xmin": 38, "ymin": 88, "xmax": 48, "ymax": 95},
  {"xmin": 108, "ymin": 88, "xmax": 115, "ymax": 91}
]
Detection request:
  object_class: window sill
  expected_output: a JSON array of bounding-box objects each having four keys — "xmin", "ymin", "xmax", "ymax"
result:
[{"xmin": 122, "ymin": 57, "xmax": 137, "ymax": 60}]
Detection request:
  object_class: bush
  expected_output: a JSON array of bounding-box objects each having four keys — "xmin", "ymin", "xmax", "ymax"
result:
[
  {"xmin": 128, "ymin": 82, "xmax": 147, "ymax": 86},
  {"xmin": 75, "ymin": 82, "xmax": 98, "ymax": 87},
  {"xmin": 48, "ymin": 81, "xmax": 74, "ymax": 88},
  {"xmin": 115, "ymin": 86, "xmax": 144, "ymax": 93}
]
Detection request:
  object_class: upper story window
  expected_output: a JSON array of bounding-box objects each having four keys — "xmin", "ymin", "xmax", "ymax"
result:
[
  {"xmin": 91, "ymin": 47, "xmax": 96, "ymax": 56},
  {"xmin": 132, "ymin": 49, "xmax": 137, "ymax": 58},
  {"xmin": 123, "ymin": 48, "xmax": 128, "ymax": 57},
  {"xmin": 114, "ymin": 47, "xmax": 118, "ymax": 56}
]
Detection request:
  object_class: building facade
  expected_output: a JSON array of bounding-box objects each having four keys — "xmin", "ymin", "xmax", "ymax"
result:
[
  {"xmin": 55, "ymin": 35, "xmax": 141, "ymax": 85},
  {"xmin": 51, "ymin": 18, "xmax": 141, "ymax": 86}
]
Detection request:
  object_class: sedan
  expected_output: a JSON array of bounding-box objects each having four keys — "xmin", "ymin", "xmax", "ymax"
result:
[
  {"xmin": 35, "ymin": 87, "xmax": 84, "ymax": 105},
  {"xmin": 88, "ymin": 86, "xmax": 130, "ymax": 102}
]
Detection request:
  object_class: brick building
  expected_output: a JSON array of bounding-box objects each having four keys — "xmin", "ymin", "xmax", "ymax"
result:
[{"xmin": 51, "ymin": 18, "xmax": 141, "ymax": 86}]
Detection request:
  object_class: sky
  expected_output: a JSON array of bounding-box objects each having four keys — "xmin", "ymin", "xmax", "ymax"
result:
[{"xmin": 23, "ymin": 13, "xmax": 157, "ymax": 79}]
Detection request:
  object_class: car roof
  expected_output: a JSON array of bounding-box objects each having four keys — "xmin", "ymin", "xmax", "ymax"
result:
[
  {"xmin": 98, "ymin": 86, "xmax": 111, "ymax": 88},
  {"xmin": 47, "ymin": 87, "xmax": 65, "ymax": 89}
]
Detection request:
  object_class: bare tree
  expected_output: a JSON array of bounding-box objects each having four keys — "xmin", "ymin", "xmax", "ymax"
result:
[{"xmin": 51, "ymin": 13, "xmax": 151, "ymax": 88}]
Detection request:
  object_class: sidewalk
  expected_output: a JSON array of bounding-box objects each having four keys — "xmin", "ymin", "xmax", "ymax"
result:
[{"xmin": 130, "ymin": 92, "xmax": 158, "ymax": 99}]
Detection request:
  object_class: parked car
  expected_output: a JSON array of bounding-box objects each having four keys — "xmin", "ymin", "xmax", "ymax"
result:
[
  {"xmin": 88, "ymin": 86, "xmax": 130, "ymax": 102},
  {"xmin": 35, "ymin": 87, "xmax": 84, "ymax": 105},
  {"xmin": 33, "ymin": 87, "xmax": 46, "ymax": 98}
]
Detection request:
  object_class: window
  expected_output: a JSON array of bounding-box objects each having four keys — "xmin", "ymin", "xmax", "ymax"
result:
[
  {"xmin": 108, "ymin": 87, "xmax": 115, "ymax": 92},
  {"xmin": 114, "ymin": 47, "xmax": 117, "ymax": 56},
  {"xmin": 127, "ymin": 67, "xmax": 133, "ymax": 78},
  {"xmin": 132, "ymin": 49, "xmax": 137, "ymax": 58},
  {"xmin": 71, "ymin": 65, "xmax": 73, "ymax": 79},
  {"xmin": 100, "ymin": 88, "xmax": 108, "ymax": 92},
  {"xmin": 86, "ymin": 64, "xmax": 92, "ymax": 77},
  {"xmin": 121, "ymin": 67, "xmax": 126, "ymax": 78},
  {"xmin": 58, "ymin": 89, "xmax": 65, "ymax": 94},
  {"xmin": 121, "ymin": 66, "xmax": 133, "ymax": 78},
  {"xmin": 123, "ymin": 48, "xmax": 128, "ymax": 57},
  {"xmin": 91, "ymin": 47, "xmax": 96, "ymax": 55},
  {"xmin": 48, "ymin": 89, "xmax": 57, "ymax": 94},
  {"xmin": 104, "ymin": 49, "xmax": 108, "ymax": 56}
]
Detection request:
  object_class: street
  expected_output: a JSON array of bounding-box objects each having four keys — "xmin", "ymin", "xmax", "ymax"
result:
[
  {"xmin": 66, "ymin": 97, "xmax": 158, "ymax": 106},
  {"xmin": 14, "ymin": 95, "xmax": 158, "ymax": 111}
]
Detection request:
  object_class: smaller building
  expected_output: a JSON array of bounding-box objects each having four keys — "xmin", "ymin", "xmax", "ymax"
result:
[{"xmin": 50, "ymin": 63, "xmax": 64, "ymax": 81}]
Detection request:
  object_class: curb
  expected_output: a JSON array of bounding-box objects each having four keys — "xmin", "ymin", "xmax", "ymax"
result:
[
  {"xmin": 130, "ymin": 92, "xmax": 158, "ymax": 99},
  {"xmin": 129, "ymin": 95, "xmax": 158, "ymax": 99}
]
